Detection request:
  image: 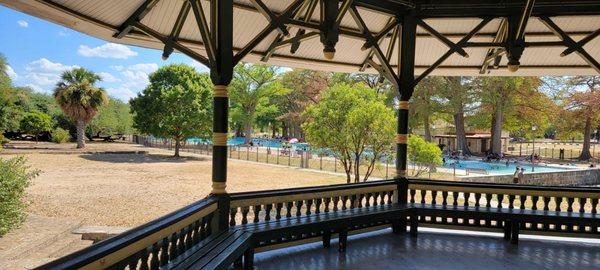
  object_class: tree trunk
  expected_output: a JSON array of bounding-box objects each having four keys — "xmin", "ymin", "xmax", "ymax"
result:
[
  {"xmin": 174, "ymin": 138, "xmax": 181, "ymax": 157},
  {"xmin": 423, "ymin": 112, "xmax": 431, "ymax": 141},
  {"xmin": 354, "ymin": 154, "xmax": 361, "ymax": 183},
  {"xmin": 579, "ymin": 116, "xmax": 592, "ymax": 160},
  {"xmin": 490, "ymin": 104, "xmax": 504, "ymax": 154},
  {"xmin": 244, "ymin": 120, "xmax": 253, "ymax": 144},
  {"xmin": 76, "ymin": 119, "xmax": 86, "ymax": 149},
  {"xmin": 454, "ymin": 110, "xmax": 471, "ymax": 156}
]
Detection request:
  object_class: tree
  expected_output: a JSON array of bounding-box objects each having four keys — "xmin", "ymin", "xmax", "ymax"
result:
[
  {"xmin": 410, "ymin": 77, "xmax": 445, "ymax": 141},
  {"xmin": 229, "ymin": 63, "xmax": 280, "ymax": 143},
  {"xmin": 88, "ymin": 98, "xmax": 134, "ymax": 138},
  {"xmin": 130, "ymin": 64, "xmax": 212, "ymax": 157},
  {"xmin": 19, "ymin": 111, "xmax": 52, "ymax": 141},
  {"xmin": 407, "ymin": 135, "xmax": 443, "ymax": 177},
  {"xmin": 563, "ymin": 76, "xmax": 600, "ymax": 160},
  {"xmin": 438, "ymin": 77, "xmax": 474, "ymax": 155},
  {"xmin": 303, "ymin": 83, "xmax": 395, "ymax": 183},
  {"xmin": 54, "ymin": 68, "xmax": 108, "ymax": 148}
]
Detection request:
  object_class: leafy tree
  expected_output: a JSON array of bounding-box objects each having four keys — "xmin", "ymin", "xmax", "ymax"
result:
[
  {"xmin": 230, "ymin": 63, "xmax": 280, "ymax": 143},
  {"xmin": 561, "ymin": 76, "xmax": 600, "ymax": 160},
  {"xmin": 54, "ymin": 68, "xmax": 108, "ymax": 148},
  {"xmin": 19, "ymin": 111, "xmax": 52, "ymax": 141},
  {"xmin": 303, "ymin": 83, "xmax": 395, "ymax": 183},
  {"xmin": 88, "ymin": 98, "xmax": 134, "ymax": 138},
  {"xmin": 410, "ymin": 77, "xmax": 445, "ymax": 141},
  {"xmin": 0, "ymin": 156, "xmax": 38, "ymax": 236},
  {"xmin": 407, "ymin": 135, "xmax": 443, "ymax": 177},
  {"xmin": 0, "ymin": 53, "xmax": 11, "ymax": 91},
  {"xmin": 437, "ymin": 77, "xmax": 475, "ymax": 156},
  {"xmin": 130, "ymin": 64, "xmax": 212, "ymax": 157}
]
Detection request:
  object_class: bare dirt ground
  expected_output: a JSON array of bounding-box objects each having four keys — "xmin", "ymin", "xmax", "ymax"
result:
[{"xmin": 0, "ymin": 141, "xmax": 344, "ymax": 269}]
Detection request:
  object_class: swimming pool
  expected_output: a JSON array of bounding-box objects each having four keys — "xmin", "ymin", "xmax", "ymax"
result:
[{"xmin": 442, "ymin": 159, "xmax": 577, "ymax": 174}]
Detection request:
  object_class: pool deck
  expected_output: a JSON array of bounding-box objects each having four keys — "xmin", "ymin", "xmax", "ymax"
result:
[{"xmin": 254, "ymin": 228, "xmax": 600, "ymax": 270}]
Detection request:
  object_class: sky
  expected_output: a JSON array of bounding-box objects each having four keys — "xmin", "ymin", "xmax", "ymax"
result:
[{"xmin": 0, "ymin": 6, "xmax": 209, "ymax": 102}]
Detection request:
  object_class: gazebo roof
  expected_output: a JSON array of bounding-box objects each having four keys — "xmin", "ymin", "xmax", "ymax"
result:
[{"xmin": 2, "ymin": 0, "xmax": 600, "ymax": 76}]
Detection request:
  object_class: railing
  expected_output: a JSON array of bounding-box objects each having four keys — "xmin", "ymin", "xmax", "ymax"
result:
[
  {"xmin": 408, "ymin": 180, "xmax": 600, "ymax": 235},
  {"xmin": 40, "ymin": 179, "xmax": 599, "ymax": 269},
  {"xmin": 38, "ymin": 197, "xmax": 218, "ymax": 269}
]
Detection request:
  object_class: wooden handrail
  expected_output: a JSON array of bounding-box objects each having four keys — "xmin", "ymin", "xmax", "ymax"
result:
[{"xmin": 38, "ymin": 196, "xmax": 218, "ymax": 269}]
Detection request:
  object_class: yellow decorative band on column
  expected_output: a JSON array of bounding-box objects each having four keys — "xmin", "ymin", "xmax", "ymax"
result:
[
  {"xmin": 399, "ymin": 101, "xmax": 409, "ymax": 110},
  {"xmin": 211, "ymin": 182, "xmax": 227, "ymax": 194},
  {"xmin": 213, "ymin": 85, "xmax": 228, "ymax": 98},
  {"xmin": 396, "ymin": 134, "xmax": 408, "ymax": 144},
  {"xmin": 213, "ymin": 132, "xmax": 228, "ymax": 146}
]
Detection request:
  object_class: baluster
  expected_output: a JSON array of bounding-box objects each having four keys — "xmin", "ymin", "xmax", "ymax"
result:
[
  {"xmin": 420, "ymin": 190, "xmax": 426, "ymax": 204},
  {"xmin": 474, "ymin": 193, "xmax": 481, "ymax": 207},
  {"xmin": 140, "ymin": 248, "xmax": 150, "ymax": 270},
  {"xmin": 508, "ymin": 195, "xmax": 515, "ymax": 209},
  {"xmin": 160, "ymin": 237, "xmax": 169, "ymax": 266},
  {"xmin": 349, "ymin": 195, "xmax": 356, "ymax": 209},
  {"xmin": 200, "ymin": 217, "xmax": 207, "ymax": 239},
  {"xmin": 442, "ymin": 191, "xmax": 448, "ymax": 206},
  {"xmin": 431, "ymin": 190, "xmax": 438, "ymax": 205},
  {"xmin": 555, "ymin": 197, "xmax": 563, "ymax": 212},
  {"xmin": 567, "ymin": 197, "xmax": 574, "ymax": 212},
  {"xmin": 192, "ymin": 220, "xmax": 200, "ymax": 245},
  {"xmin": 264, "ymin": 204, "xmax": 272, "ymax": 221},
  {"xmin": 127, "ymin": 252, "xmax": 139, "ymax": 270},
  {"xmin": 333, "ymin": 196, "xmax": 340, "ymax": 211},
  {"xmin": 306, "ymin": 199, "xmax": 313, "ymax": 215},
  {"xmin": 464, "ymin": 192, "xmax": 470, "ymax": 207},
  {"xmin": 452, "ymin": 192, "xmax": 459, "ymax": 206},
  {"xmin": 485, "ymin": 193, "xmax": 492, "ymax": 208},
  {"xmin": 409, "ymin": 189, "xmax": 416, "ymax": 203},
  {"xmin": 370, "ymin": 193, "xmax": 377, "ymax": 206},
  {"xmin": 543, "ymin": 197, "xmax": 551, "ymax": 211},
  {"xmin": 324, "ymin": 198, "xmax": 331, "ymax": 212},
  {"xmin": 532, "ymin": 196, "xmax": 539, "ymax": 211},
  {"xmin": 241, "ymin": 206, "xmax": 249, "ymax": 224},
  {"xmin": 342, "ymin": 196, "xmax": 348, "ymax": 210},
  {"xmin": 229, "ymin": 208, "xmax": 237, "ymax": 226},
  {"xmin": 169, "ymin": 233, "xmax": 178, "ymax": 261},
  {"xmin": 498, "ymin": 194, "xmax": 505, "ymax": 208},
  {"xmin": 296, "ymin": 200, "xmax": 303, "ymax": 217},
  {"xmin": 364, "ymin": 193, "xmax": 370, "ymax": 207},
  {"xmin": 520, "ymin": 195, "xmax": 526, "ymax": 210},
  {"xmin": 185, "ymin": 224, "xmax": 193, "ymax": 250},
  {"xmin": 178, "ymin": 229, "xmax": 186, "ymax": 255},
  {"xmin": 387, "ymin": 191, "xmax": 394, "ymax": 204},
  {"xmin": 579, "ymin": 198, "xmax": 587, "ymax": 214},
  {"xmin": 150, "ymin": 243, "xmax": 159, "ymax": 269},
  {"xmin": 591, "ymin": 198, "xmax": 598, "ymax": 214},
  {"xmin": 315, "ymin": 198, "xmax": 322, "ymax": 214},
  {"xmin": 286, "ymin": 202, "xmax": 293, "ymax": 218},
  {"xmin": 253, "ymin": 205, "xmax": 262, "ymax": 223},
  {"xmin": 275, "ymin": 203, "xmax": 283, "ymax": 220}
]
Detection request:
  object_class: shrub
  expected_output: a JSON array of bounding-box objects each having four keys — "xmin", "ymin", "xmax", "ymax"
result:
[
  {"xmin": 0, "ymin": 134, "xmax": 8, "ymax": 145},
  {"xmin": 0, "ymin": 156, "xmax": 38, "ymax": 236},
  {"xmin": 51, "ymin": 128, "xmax": 70, "ymax": 143},
  {"xmin": 20, "ymin": 111, "xmax": 53, "ymax": 141},
  {"xmin": 408, "ymin": 135, "xmax": 443, "ymax": 177}
]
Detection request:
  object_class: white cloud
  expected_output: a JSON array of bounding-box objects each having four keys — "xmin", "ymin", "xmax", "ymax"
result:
[
  {"xmin": 17, "ymin": 20, "xmax": 28, "ymax": 28},
  {"xmin": 23, "ymin": 58, "xmax": 78, "ymax": 92},
  {"xmin": 98, "ymin": 72, "xmax": 119, "ymax": 83},
  {"xmin": 127, "ymin": 63, "xmax": 158, "ymax": 73},
  {"xmin": 111, "ymin": 65, "xmax": 125, "ymax": 71},
  {"xmin": 6, "ymin": 65, "xmax": 18, "ymax": 80},
  {"xmin": 106, "ymin": 87, "xmax": 137, "ymax": 102},
  {"xmin": 190, "ymin": 60, "xmax": 209, "ymax": 72},
  {"xmin": 77, "ymin": 43, "xmax": 138, "ymax": 59}
]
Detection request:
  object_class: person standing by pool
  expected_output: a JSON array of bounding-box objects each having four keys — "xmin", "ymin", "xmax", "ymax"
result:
[
  {"xmin": 518, "ymin": 168, "xmax": 525, "ymax": 183},
  {"xmin": 513, "ymin": 167, "xmax": 520, "ymax": 184}
]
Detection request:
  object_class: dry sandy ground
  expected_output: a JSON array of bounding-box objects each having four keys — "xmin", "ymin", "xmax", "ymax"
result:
[{"xmin": 0, "ymin": 142, "xmax": 344, "ymax": 269}]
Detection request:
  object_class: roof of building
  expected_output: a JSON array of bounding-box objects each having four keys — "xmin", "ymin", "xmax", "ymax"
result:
[{"xmin": 1, "ymin": 0, "xmax": 599, "ymax": 76}]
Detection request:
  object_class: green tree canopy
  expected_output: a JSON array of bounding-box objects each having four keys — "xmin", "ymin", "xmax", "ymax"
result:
[
  {"xmin": 88, "ymin": 98, "xmax": 134, "ymax": 138},
  {"xmin": 20, "ymin": 111, "xmax": 52, "ymax": 141},
  {"xmin": 130, "ymin": 64, "xmax": 212, "ymax": 157},
  {"xmin": 303, "ymin": 83, "xmax": 395, "ymax": 183},
  {"xmin": 407, "ymin": 135, "xmax": 443, "ymax": 177}
]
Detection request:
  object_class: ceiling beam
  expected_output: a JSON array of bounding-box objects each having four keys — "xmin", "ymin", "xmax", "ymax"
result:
[
  {"xmin": 162, "ymin": 1, "xmax": 191, "ymax": 60},
  {"xmin": 560, "ymin": 28, "xmax": 600, "ymax": 56},
  {"xmin": 113, "ymin": 0, "xmax": 161, "ymax": 39},
  {"xmin": 190, "ymin": 0, "xmax": 216, "ymax": 66}
]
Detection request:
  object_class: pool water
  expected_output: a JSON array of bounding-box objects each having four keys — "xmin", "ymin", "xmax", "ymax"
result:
[{"xmin": 442, "ymin": 159, "xmax": 576, "ymax": 174}]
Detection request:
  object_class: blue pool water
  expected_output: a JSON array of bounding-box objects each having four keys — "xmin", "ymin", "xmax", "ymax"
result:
[{"xmin": 442, "ymin": 159, "xmax": 576, "ymax": 174}]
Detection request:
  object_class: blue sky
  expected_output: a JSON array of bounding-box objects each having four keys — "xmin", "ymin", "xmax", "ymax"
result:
[{"xmin": 0, "ymin": 6, "xmax": 209, "ymax": 101}]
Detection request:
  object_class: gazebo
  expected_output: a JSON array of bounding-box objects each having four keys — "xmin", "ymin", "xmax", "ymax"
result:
[{"xmin": 2, "ymin": 0, "xmax": 599, "ymax": 269}]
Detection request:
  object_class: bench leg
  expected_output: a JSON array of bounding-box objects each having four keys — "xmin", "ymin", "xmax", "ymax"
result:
[
  {"xmin": 338, "ymin": 228, "xmax": 348, "ymax": 252},
  {"xmin": 503, "ymin": 220, "xmax": 511, "ymax": 241},
  {"xmin": 510, "ymin": 221, "xmax": 519, "ymax": 245},
  {"xmin": 323, "ymin": 231, "xmax": 332, "ymax": 248},
  {"xmin": 244, "ymin": 248, "xmax": 254, "ymax": 270},
  {"xmin": 410, "ymin": 214, "xmax": 418, "ymax": 237},
  {"xmin": 392, "ymin": 218, "xmax": 407, "ymax": 234}
]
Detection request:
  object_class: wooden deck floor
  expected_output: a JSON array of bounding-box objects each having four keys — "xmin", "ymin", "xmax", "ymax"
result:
[{"xmin": 254, "ymin": 228, "xmax": 600, "ymax": 270}]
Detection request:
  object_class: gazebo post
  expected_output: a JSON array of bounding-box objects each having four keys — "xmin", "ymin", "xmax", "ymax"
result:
[
  {"xmin": 209, "ymin": 0, "xmax": 234, "ymax": 232},
  {"xmin": 396, "ymin": 13, "xmax": 417, "ymax": 178}
]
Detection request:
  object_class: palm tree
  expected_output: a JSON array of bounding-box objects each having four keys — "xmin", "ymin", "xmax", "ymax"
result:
[{"xmin": 54, "ymin": 68, "xmax": 107, "ymax": 148}]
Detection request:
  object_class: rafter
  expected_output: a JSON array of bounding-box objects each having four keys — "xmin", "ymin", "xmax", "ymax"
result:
[
  {"xmin": 417, "ymin": 19, "xmax": 469, "ymax": 57},
  {"xmin": 359, "ymin": 17, "xmax": 395, "ymax": 72},
  {"xmin": 361, "ymin": 18, "xmax": 398, "ymax": 50},
  {"xmin": 290, "ymin": 0, "xmax": 319, "ymax": 54},
  {"xmin": 261, "ymin": 0, "xmax": 313, "ymax": 62},
  {"xmin": 539, "ymin": 16, "xmax": 600, "ymax": 73},
  {"xmin": 480, "ymin": 18, "xmax": 507, "ymax": 74},
  {"xmin": 560, "ymin": 28, "xmax": 600, "ymax": 57},
  {"xmin": 162, "ymin": 1, "xmax": 191, "ymax": 60},
  {"xmin": 113, "ymin": 0, "xmax": 161, "ymax": 39},
  {"xmin": 190, "ymin": 0, "xmax": 216, "ymax": 66},
  {"xmin": 250, "ymin": 0, "xmax": 290, "ymax": 36},
  {"xmin": 415, "ymin": 17, "xmax": 493, "ymax": 84}
]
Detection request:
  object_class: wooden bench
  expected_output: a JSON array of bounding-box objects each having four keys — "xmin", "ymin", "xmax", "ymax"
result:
[{"xmin": 408, "ymin": 203, "xmax": 600, "ymax": 244}]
